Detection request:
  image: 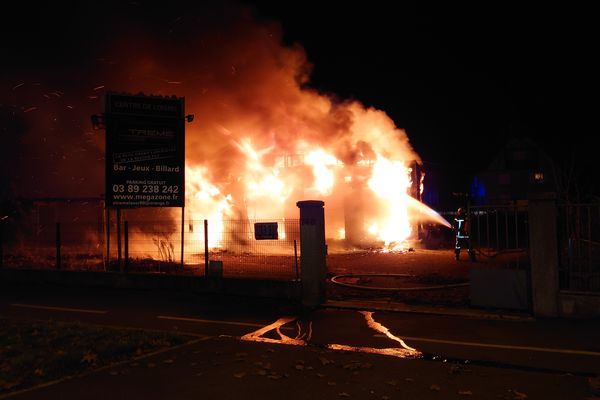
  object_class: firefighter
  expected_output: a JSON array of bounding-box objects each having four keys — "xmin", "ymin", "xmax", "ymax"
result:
[{"xmin": 453, "ymin": 207, "xmax": 475, "ymax": 261}]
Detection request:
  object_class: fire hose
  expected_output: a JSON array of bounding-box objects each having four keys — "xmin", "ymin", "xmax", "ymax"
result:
[
  {"xmin": 330, "ymin": 273, "xmax": 469, "ymax": 291},
  {"xmin": 472, "ymin": 247, "xmax": 527, "ymax": 259}
]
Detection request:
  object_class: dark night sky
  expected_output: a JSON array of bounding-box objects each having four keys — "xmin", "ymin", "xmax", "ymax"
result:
[
  {"xmin": 248, "ymin": 2, "xmax": 596, "ymax": 188},
  {"xmin": 1, "ymin": 1, "xmax": 597, "ymax": 200}
]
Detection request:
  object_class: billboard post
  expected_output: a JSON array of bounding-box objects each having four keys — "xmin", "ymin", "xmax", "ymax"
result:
[{"xmin": 103, "ymin": 92, "xmax": 186, "ymax": 269}]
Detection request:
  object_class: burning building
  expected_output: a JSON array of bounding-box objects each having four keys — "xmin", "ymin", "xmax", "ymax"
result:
[{"xmin": 1, "ymin": 3, "xmax": 450, "ymax": 260}]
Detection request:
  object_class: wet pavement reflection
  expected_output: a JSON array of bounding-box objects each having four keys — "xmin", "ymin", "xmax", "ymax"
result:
[{"xmin": 241, "ymin": 311, "xmax": 421, "ymax": 359}]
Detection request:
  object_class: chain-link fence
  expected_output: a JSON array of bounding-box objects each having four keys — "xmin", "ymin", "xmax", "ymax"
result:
[{"xmin": 1, "ymin": 203, "xmax": 300, "ymax": 281}]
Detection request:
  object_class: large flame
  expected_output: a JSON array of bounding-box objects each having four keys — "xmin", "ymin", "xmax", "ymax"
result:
[
  {"xmin": 184, "ymin": 139, "xmax": 436, "ymax": 251},
  {"xmin": 1, "ymin": 4, "xmax": 452, "ymax": 257}
]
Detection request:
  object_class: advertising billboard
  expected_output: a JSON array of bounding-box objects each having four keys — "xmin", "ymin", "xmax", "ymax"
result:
[{"xmin": 105, "ymin": 93, "xmax": 185, "ymax": 207}]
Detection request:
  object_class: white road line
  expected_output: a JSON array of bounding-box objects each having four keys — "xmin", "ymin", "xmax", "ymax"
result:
[
  {"xmin": 10, "ymin": 303, "xmax": 108, "ymax": 315},
  {"xmin": 157, "ymin": 315, "xmax": 294, "ymax": 330},
  {"xmin": 373, "ymin": 334, "xmax": 600, "ymax": 357}
]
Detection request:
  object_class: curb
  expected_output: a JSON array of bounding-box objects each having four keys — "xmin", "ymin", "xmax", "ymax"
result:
[{"xmin": 323, "ymin": 299, "xmax": 534, "ymax": 321}]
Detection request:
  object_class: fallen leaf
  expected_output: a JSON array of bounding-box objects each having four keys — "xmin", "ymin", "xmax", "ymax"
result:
[
  {"xmin": 509, "ymin": 389, "xmax": 528, "ymax": 399},
  {"xmin": 81, "ymin": 351, "xmax": 97, "ymax": 364},
  {"xmin": 430, "ymin": 384, "xmax": 441, "ymax": 392},
  {"xmin": 319, "ymin": 357, "xmax": 334, "ymax": 366},
  {"xmin": 33, "ymin": 368, "xmax": 45, "ymax": 377},
  {"xmin": 343, "ymin": 362, "xmax": 361, "ymax": 370},
  {"xmin": 257, "ymin": 369, "xmax": 268, "ymax": 376},
  {"xmin": 163, "ymin": 359, "xmax": 174, "ymax": 364},
  {"xmin": 233, "ymin": 372, "xmax": 246, "ymax": 378},
  {"xmin": 295, "ymin": 364, "xmax": 304, "ymax": 370},
  {"xmin": 0, "ymin": 379, "xmax": 22, "ymax": 390},
  {"xmin": 458, "ymin": 389, "xmax": 472, "ymax": 395},
  {"xmin": 385, "ymin": 380, "xmax": 398, "ymax": 386},
  {"xmin": 404, "ymin": 378, "xmax": 414, "ymax": 383},
  {"xmin": 268, "ymin": 374, "xmax": 282, "ymax": 380},
  {"xmin": 328, "ymin": 381, "xmax": 337, "ymax": 386},
  {"xmin": 316, "ymin": 373, "xmax": 325, "ymax": 378},
  {"xmin": 338, "ymin": 393, "xmax": 350, "ymax": 397},
  {"xmin": 235, "ymin": 352, "xmax": 248, "ymax": 357}
]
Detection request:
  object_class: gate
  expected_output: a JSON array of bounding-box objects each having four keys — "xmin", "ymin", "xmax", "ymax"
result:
[
  {"xmin": 469, "ymin": 204, "xmax": 530, "ymax": 268},
  {"xmin": 557, "ymin": 203, "xmax": 600, "ymax": 293},
  {"xmin": 468, "ymin": 204, "xmax": 531, "ymax": 311}
]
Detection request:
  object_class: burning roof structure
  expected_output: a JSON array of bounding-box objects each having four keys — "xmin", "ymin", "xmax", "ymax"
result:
[{"xmin": 1, "ymin": 3, "xmax": 450, "ymax": 255}]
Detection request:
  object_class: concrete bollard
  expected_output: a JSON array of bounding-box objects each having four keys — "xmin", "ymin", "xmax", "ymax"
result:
[{"xmin": 296, "ymin": 200, "xmax": 327, "ymax": 308}]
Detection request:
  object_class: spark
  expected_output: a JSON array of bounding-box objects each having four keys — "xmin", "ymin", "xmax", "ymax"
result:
[{"xmin": 12, "ymin": 83, "xmax": 25, "ymax": 90}]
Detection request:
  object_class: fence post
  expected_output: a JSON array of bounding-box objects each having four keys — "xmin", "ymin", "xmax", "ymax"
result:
[
  {"xmin": 204, "ymin": 219, "xmax": 209, "ymax": 276},
  {"xmin": 56, "ymin": 222, "xmax": 61, "ymax": 270},
  {"xmin": 294, "ymin": 239, "xmax": 299, "ymax": 280},
  {"xmin": 105, "ymin": 206, "xmax": 110, "ymax": 270},
  {"xmin": 297, "ymin": 200, "xmax": 327, "ymax": 308},
  {"xmin": 124, "ymin": 221, "xmax": 129, "ymax": 271},
  {"xmin": 0, "ymin": 217, "xmax": 4, "ymax": 268},
  {"xmin": 181, "ymin": 207, "xmax": 185, "ymax": 270},
  {"xmin": 528, "ymin": 193, "xmax": 559, "ymax": 317},
  {"xmin": 117, "ymin": 208, "xmax": 122, "ymax": 271}
]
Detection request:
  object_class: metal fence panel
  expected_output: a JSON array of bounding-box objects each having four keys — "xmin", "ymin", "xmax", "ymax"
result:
[
  {"xmin": 557, "ymin": 203, "xmax": 600, "ymax": 292},
  {"xmin": 468, "ymin": 204, "xmax": 530, "ymax": 269}
]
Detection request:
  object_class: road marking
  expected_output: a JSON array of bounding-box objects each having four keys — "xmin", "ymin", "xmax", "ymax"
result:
[
  {"xmin": 11, "ymin": 303, "xmax": 108, "ymax": 314},
  {"xmin": 157, "ymin": 315, "xmax": 294, "ymax": 330},
  {"xmin": 373, "ymin": 334, "xmax": 600, "ymax": 357}
]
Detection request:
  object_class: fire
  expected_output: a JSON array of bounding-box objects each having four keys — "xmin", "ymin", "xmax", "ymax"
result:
[
  {"xmin": 304, "ymin": 148, "xmax": 338, "ymax": 196},
  {"xmin": 185, "ymin": 165, "xmax": 232, "ymax": 248},
  {"xmin": 185, "ymin": 142, "xmax": 422, "ymax": 251},
  {"xmin": 3, "ymin": 4, "xmax": 454, "ymax": 258},
  {"xmin": 366, "ymin": 155, "xmax": 412, "ymax": 249},
  {"xmin": 235, "ymin": 138, "xmax": 291, "ymax": 219}
]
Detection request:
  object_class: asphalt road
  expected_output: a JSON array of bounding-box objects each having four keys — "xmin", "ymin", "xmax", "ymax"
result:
[{"xmin": 1, "ymin": 282, "xmax": 599, "ymax": 378}]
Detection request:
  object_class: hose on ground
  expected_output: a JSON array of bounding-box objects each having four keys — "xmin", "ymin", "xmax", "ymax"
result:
[
  {"xmin": 330, "ymin": 273, "xmax": 469, "ymax": 291},
  {"xmin": 472, "ymin": 247, "xmax": 527, "ymax": 259}
]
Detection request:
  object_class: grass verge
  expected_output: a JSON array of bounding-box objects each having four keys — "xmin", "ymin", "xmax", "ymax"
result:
[{"xmin": 0, "ymin": 317, "xmax": 194, "ymax": 394}]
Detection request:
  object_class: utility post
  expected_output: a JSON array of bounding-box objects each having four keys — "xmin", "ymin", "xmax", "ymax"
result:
[{"xmin": 296, "ymin": 200, "xmax": 327, "ymax": 308}]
